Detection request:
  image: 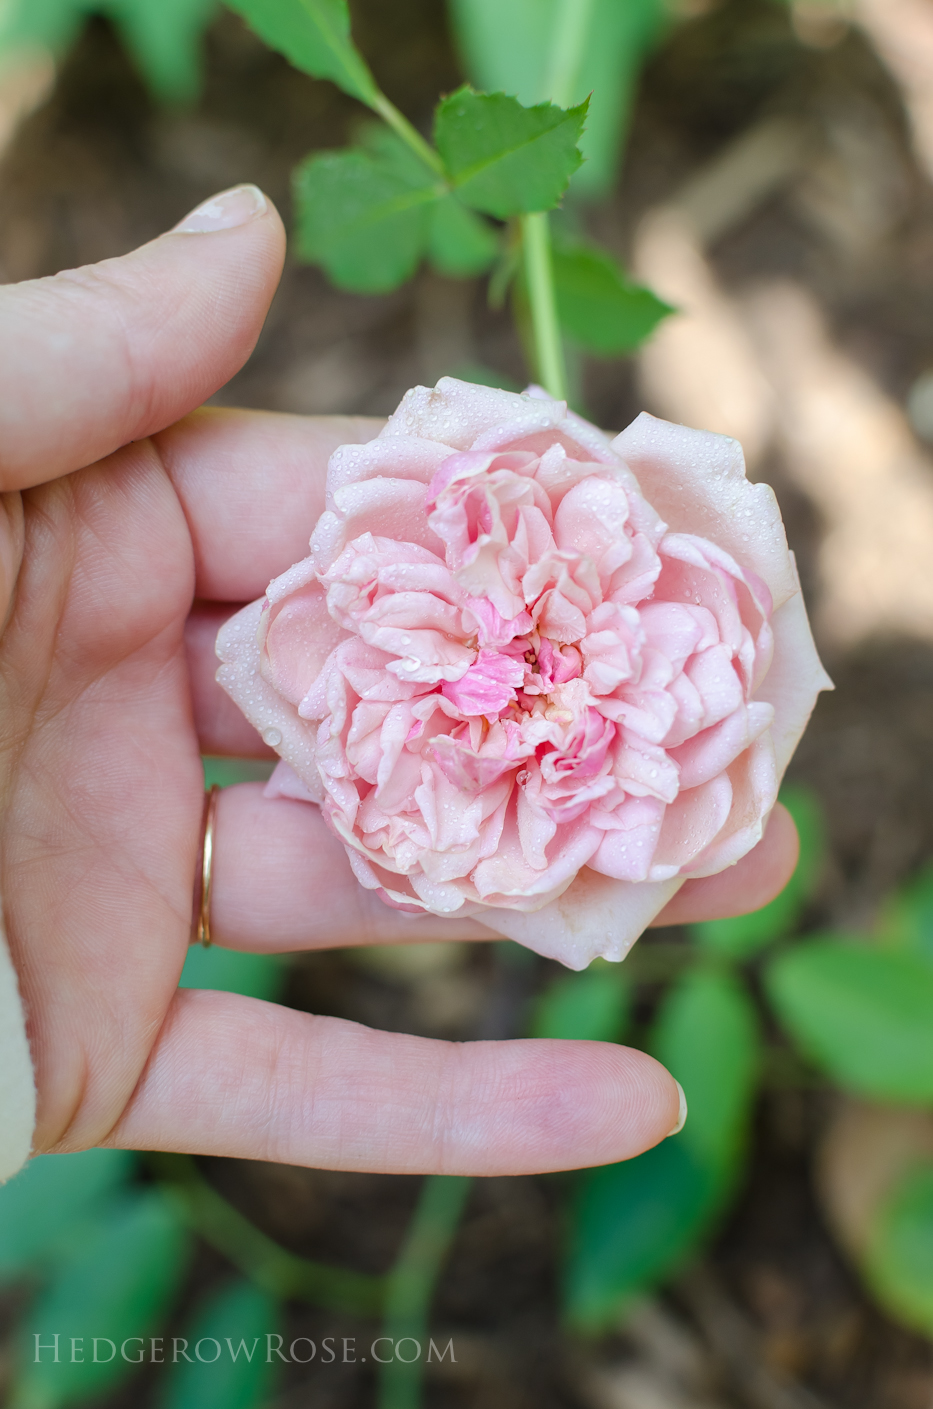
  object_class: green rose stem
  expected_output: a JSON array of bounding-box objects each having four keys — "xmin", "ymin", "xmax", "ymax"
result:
[
  {"xmin": 378, "ymin": 1175, "xmax": 473, "ymax": 1409},
  {"xmin": 521, "ymin": 210, "xmax": 568, "ymax": 401},
  {"xmin": 370, "ymin": 85, "xmax": 569, "ymax": 403},
  {"xmin": 149, "ymin": 1153, "xmax": 384, "ymax": 1315},
  {"xmin": 517, "ymin": 0, "xmax": 588, "ymax": 405},
  {"xmin": 369, "ymin": 90, "xmax": 445, "ymax": 176}
]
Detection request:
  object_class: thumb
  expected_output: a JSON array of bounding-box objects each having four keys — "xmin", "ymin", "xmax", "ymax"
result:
[{"xmin": 0, "ymin": 184, "xmax": 286, "ymax": 491}]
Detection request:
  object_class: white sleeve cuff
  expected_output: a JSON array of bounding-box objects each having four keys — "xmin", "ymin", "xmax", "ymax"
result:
[{"xmin": 0, "ymin": 917, "xmax": 36, "ymax": 1181}]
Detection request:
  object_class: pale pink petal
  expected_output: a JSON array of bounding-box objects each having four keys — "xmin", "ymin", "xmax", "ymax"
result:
[
  {"xmin": 472, "ymin": 809, "xmax": 602, "ymax": 900},
  {"xmin": 442, "ymin": 649, "xmax": 524, "ymax": 715},
  {"xmin": 386, "ymin": 379, "xmax": 550, "ymax": 451},
  {"xmin": 431, "ymin": 734, "xmax": 524, "ymax": 792},
  {"xmin": 669, "ymin": 701, "xmax": 773, "ymax": 790},
  {"xmin": 330, "ymin": 479, "xmax": 444, "ymax": 557},
  {"xmin": 638, "ymin": 601, "xmax": 718, "ymax": 671},
  {"xmin": 216, "ymin": 600, "xmax": 322, "ymax": 790},
  {"xmin": 649, "ymin": 773, "xmax": 735, "ymax": 880},
  {"xmin": 684, "ymin": 735, "xmax": 779, "ymax": 877},
  {"xmin": 683, "ymin": 644, "xmax": 746, "ymax": 732},
  {"xmin": 262, "ymin": 584, "xmax": 347, "ymax": 706},
  {"xmin": 752, "ymin": 561, "xmax": 833, "ymax": 775},
  {"xmin": 581, "ymin": 601, "xmax": 644, "ymax": 694},
  {"xmin": 462, "ymin": 597, "xmax": 533, "ymax": 648},
  {"xmin": 481, "ymin": 870, "xmax": 684, "ymax": 969},
  {"xmin": 325, "ymin": 436, "xmax": 452, "ymax": 509},
  {"xmin": 612, "ymin": 412, "xmax": 798, "ymax": 609},
  {"xmin": 413, "ymin": 764, "xmax": 486, "ymax": 854},
  {"xmin": 263, "ymin": 759, "xmax": 324, "ymax": 805},
  {"xmin": 588, "ymin": 795, "xmax": 666, "ymax": 882},
  {"xmin": 610, "ymin": 729, "xmax": 681, "ymax": 803},
  {"xmin": 265, "ymin": 555, "xmax": 319, "ymax": 606},
  {"xmin": 517, "ymin": 784, "xmax": 558, "ymax": 871}
]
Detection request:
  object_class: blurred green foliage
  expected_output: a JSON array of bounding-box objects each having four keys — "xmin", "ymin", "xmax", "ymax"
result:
[
  {"xmin": 12, "ymin": 1188, "xmax": 190, "ymax": 1408},
  {"xmin": 766, "ymin": 941, "xmax": 933, "ymax": 1105},
  {"xmin": 0, "ymin": 0, "xmax": 217, "ymax": 104},
  {"xmin": 158, "ymin": 1279, "xmax": 281, "ymax": 1409},
  {"xmin": 529, "ymin": 961, "xmax": 630, "ymax": 1043},
  {"xmin": 865, "ymin": 1166, "xmax": 933, "ymax": 1340},
  {"xmin": 552, "ymin": 241, "xmax": 674, "ymax": 356},
  {"xmin": 0, "ymin": 1150, "xmax": 135, "ymax": 1283},
  {"xmin": 565, "ymin": 966, "xmax": 760, "ymax": 1329}
]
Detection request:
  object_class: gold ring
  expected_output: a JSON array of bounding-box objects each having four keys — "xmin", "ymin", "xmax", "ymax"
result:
[{"xmin": 191, "ymin": 784, "xmax": 220, "ymax": 948}]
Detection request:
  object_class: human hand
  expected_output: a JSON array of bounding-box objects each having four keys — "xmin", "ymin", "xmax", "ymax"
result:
[{"xmin": 0, "ymin": 186, "xmax": 797, "ymax": 1176}]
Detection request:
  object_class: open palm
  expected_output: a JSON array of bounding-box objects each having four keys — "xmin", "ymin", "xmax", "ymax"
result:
[{"xmin": 0, "ymin": 189, "xmax": 797, "ymax": 1176}]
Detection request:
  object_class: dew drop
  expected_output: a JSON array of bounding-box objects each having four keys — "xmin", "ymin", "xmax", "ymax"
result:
[{"xmin": 262, "ymin": 727, "xmax": 282, "ymax": 747}]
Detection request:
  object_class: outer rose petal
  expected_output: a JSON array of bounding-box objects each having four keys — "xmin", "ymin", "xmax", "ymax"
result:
[
  {"xmin": 330, "ymin": 479, "xmax": 444, "ymax": 560},
  {"xmin": 216, "ymin": 600, "xmax": 325, "ymax": 801},
  {"xmin": 682, "ymin": 735, "xmax": 779, "ymax": 878},
  {"xmin": 752, "ymin": 559, "xmax": 833, "ymax": 774},
  {"xmin": 264, "ymin": 760, "xmax": 321, "ymax": 803},
  {"xmin": 325, "ymin": 435, "xmax": 452, "ymax": 510},
  {"xmin": 483, "ymin": 871, "xmax": 684, "ymax": 970},
  {"xmin": 262, "ymin": 583, "xmax": 346, "ymax": 705},
  {"xmin": 612, "ymin": 413, "xmax": 799, "ymax": 610},
  {"xmin": 386, "ymin": 377, "xmax": 618, "ymax": 464}
]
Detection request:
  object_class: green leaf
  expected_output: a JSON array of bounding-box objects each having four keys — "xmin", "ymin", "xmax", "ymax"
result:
[
  {"xmin": 652, "ymin": 967, "xmax": 760, "ymax": 1177},
  {"xmin": 528, "ymin": 963, "xmax": 630, "ymax": 1042},
  {"xmin": 552, "ymin": 242, "xmax": 672, "ymax": 355},
  {"xmin": 0, "ymin": 1150, "xmax": 134, "ymax": 1283},
  {"xmin": 446, "ymin": 0, "xmax": 669, "ymax": 198},
  {"xmin": 293, "ymin": 128, "xmax": 441, "ymax": 292},
  {"xmin": 158, "ymin": 1280, "xmax": 281, "ymax": 1409},
  {"xmin": 427, "ymin": 196, "xmax": 499, "ymax": 277},
  {"xmin": 104, "ymin": 0, "xmax": 218, "ymax": 104},
  {"xmin": 12, "ymin": 1189, "xmax": 190, "ymax": 1409},
  {"xmin": 564, "ymin": 1138, "xmax": 717, "ymax": 1329},
  {"xmin": 563, "ymin": 967, "xmax": 760, "ymax": 1329},
  {"xmin": 864, "ymin": 1163, "xmax": 933, "ymax": 1338},
  {"xmin": 694, "ymin": 783, "xmax": 826, "ymax": 961},
  {"xmin": 766, "ymin": 940, "xmax": 933, "ymax": 1103},
  {"xmin": 434, "ymin": 87, "xmax": 587, "ymax": 218},
  {"xmin": 224, "ymin": 0, "xmax": 378, "ymax": 107},
  {"xmin": 877, "ymin": 865, "xmax": 933, "ymax": 967},
  {"xmin": 179, "ymin": 945, "xmax": 284, "ymax": 1000}
]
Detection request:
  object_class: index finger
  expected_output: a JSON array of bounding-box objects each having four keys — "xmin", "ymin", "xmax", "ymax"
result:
[{"xmin": 156, "ymin": 407, "xmax": 383, "ymax": 601}]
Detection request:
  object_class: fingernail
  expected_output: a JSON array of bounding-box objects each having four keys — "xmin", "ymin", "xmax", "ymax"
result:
[
  {"xmin": 171, "ymin": 184, "xmax": 267, "ymax": 234},
  {"xmin": 667, "ymin": 1081, "xmax": 688, "ymax": 1137}
]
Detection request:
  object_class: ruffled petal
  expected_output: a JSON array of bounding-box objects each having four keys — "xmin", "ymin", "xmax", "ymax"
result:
[{"xmin": 612, "ymin": 412, "xmax": 798, "ymax": 609}]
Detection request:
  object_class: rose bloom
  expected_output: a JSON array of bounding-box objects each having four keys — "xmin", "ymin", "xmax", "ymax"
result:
[{"xmin": 218, "ymin": 379, "xmax": 830, "ymax": 969}]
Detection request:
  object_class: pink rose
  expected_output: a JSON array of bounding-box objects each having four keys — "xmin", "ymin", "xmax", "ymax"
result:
[{"xmin": 217, "ymin": 379, "xmax": 830, "ymax": 969}]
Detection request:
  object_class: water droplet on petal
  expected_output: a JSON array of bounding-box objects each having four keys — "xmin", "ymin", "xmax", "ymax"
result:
[{"xmin": 262, "ymin": 727, "xmax": 282, "ymax": 747}]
